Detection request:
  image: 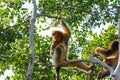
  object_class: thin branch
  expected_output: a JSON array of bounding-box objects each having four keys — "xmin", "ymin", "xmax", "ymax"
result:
[
  {"xmin": 38, "ymin": 7, "xmax": 94, "ymax": 19},
  {"xmin": 57, "ymin": 0, "xmax": 68, "ymax": 18},
  {"xmin": 38, "ymin": 13, "xmax": 58, "ymax": 19},
  {"xmin": 3, "ymin": 18, "xmax": 30, "ymax": 30},
  {"xmin": 10, "ymin": 19, "xmax": 29, "ymax": 27},
  {"xmin": 39, "ymin": 7, "xmax": 94, "ymax": 16},
  {"xmin": 5, "ymin": 7, "xmax": 93, "ymax": 29},
  {"xmin": 38, "ymin": 62, "xmax": 55, "ymax": 69}
]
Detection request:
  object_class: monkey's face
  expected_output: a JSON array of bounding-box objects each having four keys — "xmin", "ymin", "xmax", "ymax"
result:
[{"xmin": 53, "ymin": 32, "xmax": 63, "ymax": 42}]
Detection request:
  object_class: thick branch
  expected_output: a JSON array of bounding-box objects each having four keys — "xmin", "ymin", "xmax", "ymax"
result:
[
  {"xmin": 90, "ymin": 57, "xmax": 114, "ymax": 74},
  {"xmin": 26, "ymin": 0, "xmax": 37, "ymax": 80},
  {"xmin": 38, "ymin": 60, "xmax": 91, "ymax": 69},
  {"xmin": 39, "ymin": 58, "xmax": 113, "ymax": 71}
]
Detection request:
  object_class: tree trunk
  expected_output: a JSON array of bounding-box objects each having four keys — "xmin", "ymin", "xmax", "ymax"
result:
[{"xmin": 26, "ymin": 0, "xmax": 37, "ymax": 80}]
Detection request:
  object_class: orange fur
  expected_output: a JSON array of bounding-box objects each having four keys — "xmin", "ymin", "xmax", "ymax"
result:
[
  {"xmin": 95, "ymin": 40, "xmax": 119, "ymax": 79},
  {"xmin": 67, "ymin": 61, "xmax": 92, "ymax": 73},
  {"xmin": 50, "ymin": 20, "xmax": 92, "ymax": 73}
]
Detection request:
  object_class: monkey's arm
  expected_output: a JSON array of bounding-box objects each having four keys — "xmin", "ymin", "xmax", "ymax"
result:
[
  {"xmin": 106, "ymin": 50, "xmax": 118, "ymax": 59},
  {"xmin": 95, "ymin": 47, "xmax": 107, "ymax": 59},
  {"xmin": 50, "ymin": 44, "xmax": 55, "ymax": 56},
  {"xmin": 60, "ymin": 20, "xmax": 71, "ymax": 38},
  {"xmin": 106, "ymin": 52, "xmax": 118, "ymax": 61},
  {"xmin": 106, "ymin": 55, "xmax": 117, "ymax": 59},
  {"xmin": 97, "ymin": 70, "xmax": 110, "ymax": 80}
]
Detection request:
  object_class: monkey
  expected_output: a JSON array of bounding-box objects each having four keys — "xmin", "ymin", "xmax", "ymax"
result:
[
  {"xmin": 50, "ymin": 19, "xmax": 70, "ymax": 66},
  {"xmin": 50, "ymin": 19, "xmax": 71, "ymax": 80},
  {"xmin": 95, "ymin": 40, "xmax": 119, "ymax": 80},
  {"xmin": 50, "ymin": 19, "xmax": 92, "ymax": 74}
]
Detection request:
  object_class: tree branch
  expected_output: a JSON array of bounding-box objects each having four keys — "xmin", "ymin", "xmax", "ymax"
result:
[
  {"xmin": 39, "ymin": 57, "xmax": 113, "ymax": 72},
  {"xmin": 37, "ymin": 7, "xmax": 94, "ymax": 19},
  {"xmin": 39, "ymin": 7, "xmax": 94, "ymax": 16},
  {"xmin": 26, "ymin": 0, "xmax": 37, "ymax": 80},
  {"xmin": 38, "ymin": 13, "xmax": 58, "ymax": 19},
  {"xmin": 90, "ymin": 56, "xmax": 114, "ymax": 75},
  {"xmin": 38, "ymin": 62, "xmax": 55, "ymax": 69}
]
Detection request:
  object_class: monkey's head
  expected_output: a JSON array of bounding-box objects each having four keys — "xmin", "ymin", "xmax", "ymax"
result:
[
  {"xmin": 52, "ymin": 30, "xmax": 63, "ymax": 42},
  {"xmin": 109, "ymin": 40, "xmax": 118, "ymax": 51}
]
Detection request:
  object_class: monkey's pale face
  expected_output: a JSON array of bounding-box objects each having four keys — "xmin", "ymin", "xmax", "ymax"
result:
[
  {"xmin": 53, "ymin": 32, "xmax": 63, "ymax": 42},
  {"xmin": 53, "ymin": 33, "xmax": 58, "ymax": 39}
]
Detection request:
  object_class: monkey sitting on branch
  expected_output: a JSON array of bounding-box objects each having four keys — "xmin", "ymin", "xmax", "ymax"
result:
[
  {"xmin": 94, "ymin": 40, "xmax": 119, "ymax": 80},
  {"xmin": 50, "ymin": 19, "xmax": 93, "ymax": 80}
]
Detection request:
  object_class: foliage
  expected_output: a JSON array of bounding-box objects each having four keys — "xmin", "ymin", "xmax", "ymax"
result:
[{"xmin": 0, "ymin": 0, "xmax": 119, "ymax": 80}]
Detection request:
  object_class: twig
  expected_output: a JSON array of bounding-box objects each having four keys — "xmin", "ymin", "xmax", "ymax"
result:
[
  {"xmin": 39, "ymin": 7, "xmax": 94, "ymax": 16},
  {"xmin": 38, "ymin": 62, "xmax": 55, "ymax": 69},
  {"xmin": 38, "ymin": 14, "xmax": 58, "ymax": 19},
  {"xmin": 3, "ymin": 18, "xmax": 30, "ymax": 30}
]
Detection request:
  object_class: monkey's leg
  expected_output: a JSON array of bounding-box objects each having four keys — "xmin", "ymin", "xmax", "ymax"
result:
[
  {"xmin": 97, "ymin": 70, "xmax": 110, "ymax": 80},
  {"xmin": 52, "ymin": 47, "xmax": 62, "ymax": 66},
  {"xmin": 68, "ymin": 61, "xmax": 92, "ymax": 73},
  {"xmin": 55, "ymin": 67, "xmax": 61, "ymax": 80}
]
